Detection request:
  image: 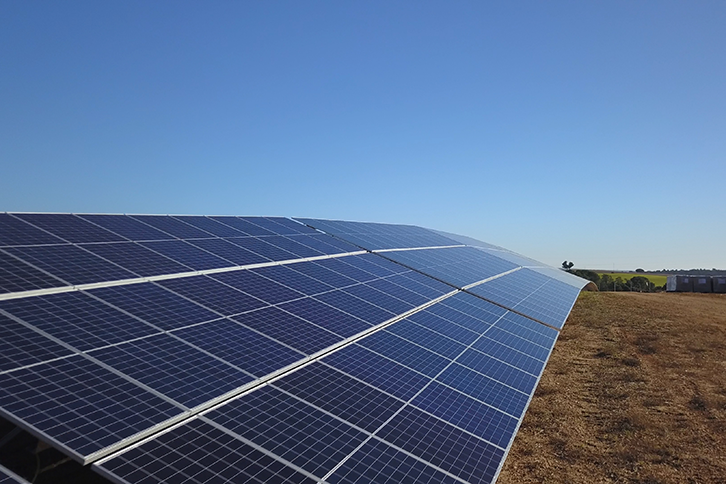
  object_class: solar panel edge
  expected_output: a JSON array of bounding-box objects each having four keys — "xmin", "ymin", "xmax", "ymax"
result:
[{"xmin": 488, "ymin": 328, "xmax": 562, "ymax": 484}]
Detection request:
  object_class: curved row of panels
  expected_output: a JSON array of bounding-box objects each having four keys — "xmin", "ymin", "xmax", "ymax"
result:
[{"xmin": 0, "ymin": 214, "xmax": 588, "ymax": 484}]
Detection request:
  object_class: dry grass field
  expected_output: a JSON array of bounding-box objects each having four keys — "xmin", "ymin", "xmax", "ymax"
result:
[{"xmin": 498, "ymin": 292, "xmax": 726, "ymax": 484}]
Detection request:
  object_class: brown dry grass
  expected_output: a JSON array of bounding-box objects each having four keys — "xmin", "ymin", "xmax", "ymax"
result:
[{"xmin": 498, "ymin": 292, "xmax": 726, "ymax": 484}]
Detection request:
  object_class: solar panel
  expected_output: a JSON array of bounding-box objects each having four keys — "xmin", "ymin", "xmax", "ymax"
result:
[
  {"xmin": 0, "ymin": 464, "xmax": 29, "ymax": 484},
  {"xmin": 0, "ymin": 213, "xmax": 589, "ymax": 484}
]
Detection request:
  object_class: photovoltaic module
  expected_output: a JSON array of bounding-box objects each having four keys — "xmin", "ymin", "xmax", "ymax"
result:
[{"xmin": 0, "ymin": 213, "xmax": 588, "ymax": 483}]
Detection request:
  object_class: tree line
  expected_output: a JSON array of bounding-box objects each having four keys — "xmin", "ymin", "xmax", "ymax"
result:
[{"xmin": 561, "ymin": 262, "xmax": 663, "ymax": 292}]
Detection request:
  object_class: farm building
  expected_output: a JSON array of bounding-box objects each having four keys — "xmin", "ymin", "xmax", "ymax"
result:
[
  {"xmin": 667, "ymin": 275, "xmax": 726, "ymax": 293},
  {"xmin": 667, "ymin": 275, "xmax": 694, "ymax": 292},
  {"xmin": 693, "ymin": 276, "xmax": 713, "ymax": 293}
]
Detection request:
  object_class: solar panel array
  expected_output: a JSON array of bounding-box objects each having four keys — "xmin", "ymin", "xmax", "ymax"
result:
[{"xmin": 0, "ymin": 213, "xmax": 588, "ymax": 484}]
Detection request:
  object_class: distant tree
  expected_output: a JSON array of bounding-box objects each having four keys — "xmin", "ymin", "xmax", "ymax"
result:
[
  {"xmin": 561, "ymin": 261, "xmax": 574, "ymax": 270},
  {"xmin": 635, "ymin": 268, "xmax": 645, "ymax": 273}
]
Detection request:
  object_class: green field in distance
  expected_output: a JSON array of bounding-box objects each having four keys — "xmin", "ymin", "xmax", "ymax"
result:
[{"xmin": 597, "ymin": 272, "xmax": 668, "ymax": 286}]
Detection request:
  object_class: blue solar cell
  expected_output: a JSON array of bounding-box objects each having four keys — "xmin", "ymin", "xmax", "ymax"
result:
[
  {"xmin": 232, "ymin": 307, "xmax": 342, "ymax": 355},
  {"xmin": 0, "ymin": 314, "xmax": 73, "ymax": 372},
  {"xmin": 358, "ymin": 331, "xmax": 449, "ymax": 378},
  {"xmin": 263, "ymin": 235, "xmax": 323, "ymax": 258},
  {"xmin": 407, "ymin": 311, "xmax": 479, "ymax": 346},
  {"xmin": 130, "ymin": 215, "xmax": 214, "ymax": 239},
  {"xmin": 3, "ymin": 245, "xmax": 136, "ymax": 285},
  {"xmin": 484, "ymin": 326, "xmax": 551, "ymax": 361},
  {"xmin": 97, "ymin": 419, "xmax": 317, "ymax": 484},
  {"xmin": 205, "ymin": 386, "xmax": 367, "ymax": 476},
  {"xmin": 0, "ymin": 355, "xmax": 181, "ymax": 459},
  {"xmin": 140, "ymin": 240, "xmax": 234, "ymax": 270},
  {"xmin": 0, "ymin": 214, "xmax": 64, "ymax": 247},
  {"xmin": 426, "ymin": 303, "xmax": 497, "ymax": 334},
  {"xmin": 77, "ymin": 215, "xmax": 174, "ymax": 241},
  {"xmin": 0, "ymin": 251, "xmax": 67, "ymax": 293},
  {"xmin": 13, "ymin": 214, "xmax": 125, "ymax": 244},
  {"xmin": 285, "ymin": 234, "xmax": 353, "ymax": 255},
  {"xmin": 436, "ymin": 363, "xmax": 530, "ymax": 417},
  {"xmin": 343, "ymin": 284, "xmax": 414, "ymax": 316},
  {"xmin": 90, "ymin": 334, "xmax": 254, "ymax": 409},
  {"xmin": 295, "ymin": 218, "xmax": 460, "ymax": 250},
  {"xmin": 80, "ymin": 242, "xmax": 191, "ymax": 277},
  {"xmin": 213, "ymin": 216, "xmax": 275, "ymax": 236},
  {"xmin": 257, "ymin": 217, "xmax": 317, "ymax": 235},
  {"xmin": 324, "ymin": 344, "xmax": 431, "ymax": 401},
  {"xmin": 273, "ymin": 363, "xmax": 405, "ymax": 433},
  {"xmin": 388, "ymin": 271, "xmax": 452, "ymax": 298},
  {"xmin": 0, "ymin": 292, "xmax": 157, "ymax": 351},
  {"xmin": 385, "ymin": 319, "xmax": 466, "ymax": 359},
  {"xmin": 0, "ymin": 465, "xmax": 25, "ymax": 484},
  {"xmin": 441, "ymin": 292, "xmax": 508, "ymax": 322},
  {"xmin": 496, "ymin": 311, "xmax": 559, "ymax": 348},
  {"xmin": 328, "ymin": 439, "xmax": 461, "ymax": 484},
  {"xmin": 172, "ymin": 215, "xmax": 248, "ymax": 237},
  {"xmin": 315, "ymin": 290, "xmax": 395, "ymax": 327},
  {"xmin": 279, "ymin": 297, "xmax": 372, "ymax": 338},
  {"xmin": 286, "ymin": 262, "xmax": 355, "ymax": 288},
  {"xmin": 411, "ymin": 382, "xmax": 518, "ymax": 447},
  {"xmin": 188, "ymin": 238, "xmax": 270, "ymax": 266},
  {"xmin": 376, "ymin": 405, "xmax": 504, "ymax": 484},
  {"xmin": 253, "ymin": 264, "xmax": 332, "ymax": 296},
  {"xmin": 340, "ymin": 253, "xmax": 404, "ymax": 277},
  {"xmin": 173, "ymin": 319, "xmax": 303, "ymax": 377},
  {"xmin": 89, "ymin": 282, "xmax": 219, "ymax": 330},
  {"xmin": 315, "ymin": 258, "xmax": 378, "ymax": 283},
  {"xmin": 225, "ymin": 237, "xmax": 297, "ymax": 262},
  {"xmin": 159, "ymin": 276, "xmax": 266, "ymax": 316},
  {"xmin": 365, "ymin": 278, "xmax": 430, "ymax": 307},
  {"xmin": 212, "ymin": 270, "xmax": 305, "ymax": 305},
  {"xmin": 472, "ymin": 336, "xmax": 545, "ymax": 375},
  {"xmin": 455, "ymin": 350, "xmax": 537, "ymax": 394}
]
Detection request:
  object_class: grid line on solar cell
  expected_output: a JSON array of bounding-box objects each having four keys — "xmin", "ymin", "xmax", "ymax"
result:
[
  {"xmin": 186, "ymin": 238, "xmax": 271, "ymax": 266},
  {"xmin": 374, "ymin": 406, "xmax": 504, "ymax": 484},
  {"xmin": 0, "ymin": 355, "xmax": 183, "ymax": 461},
  {"xmin": 88, "ymin": 333, "xmax": 255, "ymax": 409},
  {"xmin": 211, "ymin": 270, "xmax": 306, "ymax": 305},
  {"xmin": 232, "ymin": 306, "xmax": 343, "ymax": 355},
  {"xmin": 0, "ymin": 314, "xmax": 73, "ymax": 373},
  {"xmin": 129, "ymin": 215, "xmax": 216, "ymax": 239},
  {"xmin": 3, "ymin": 245, "xmax": 137, "ymax": 286},
  {"xmin": 87, "ymin": 283, "xmax": 221, "ymax": 331},
  {"xmin": 327, "ymin": 439, "xmax": 463, "ymax": 484},
  {"xmin": 171, "ymin": 318, "xmax": 304, "ymax": 378},
  {"xmin": 314, "ymin": 290, "xmax": 395, "ymax": 328},
  {"xmin": 273, "ymin": 362, "xmax": 406, "ymax": 434},
  {"xmin": 209, "ymin": 216, "xmax": 275, "ymax": 236},
  {"xmin": 323, "ymin": 344, "xmax": 432, "ymax": 401},
  {"xmin": 139, "ymin": 240, "xmax": 234, "ymax": 271},
  {"xmin": 80, "ymin": 242, "xmax": 193, "ymax": 277},
  {"xmin": 0, "ymin": 214, "xmax": 65, "ymax": 247},
  {"xmin": 97, "ymin": 418, "xmax": 317, "ymax": 484},
  {"xmin": 0, "ymin": 464, "xmax": 28, "ymax": 484},
  {"xmin": 0, "ymin": 251, "xmax": 67, "ymax": 294},
  {"xmin": 13, "ymin": 214, "xmax": 126, "ymax": 244},
  {"xmin": 77, "ymin": 214, "xmax": 175, "ymax": 241},
  {"xmin": 0, "ymin": 292, "xmax": 159, "ymax": 352},
  {"xmin": 277, "ymin": 298, "xmax": 372, "ymax": 338},
  {"xmin": 158, "ymin": 276, "xmax": 266, "ymax": 317},
  {"xmin": 171, "ymin": 215, "xmax": 249, "ymax": 238},
  {"xmin": 203, "ymin": 386, "xmax": 368, "ymax": 477}
]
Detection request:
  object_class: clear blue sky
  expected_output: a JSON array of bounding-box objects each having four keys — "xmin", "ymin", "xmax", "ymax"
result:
[{"xmin": 2, "ymin": 1, "xmax": 724, "ymax": 270}]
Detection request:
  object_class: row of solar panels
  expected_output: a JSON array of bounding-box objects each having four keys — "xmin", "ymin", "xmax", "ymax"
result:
[{"xmin": 0, "ymin": 214, "xmax": 587, "ymax": 484}]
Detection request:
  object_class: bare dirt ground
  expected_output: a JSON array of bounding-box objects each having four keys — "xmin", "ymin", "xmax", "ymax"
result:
[{"xmin": 498, "ymin": 292, "xmax": 726, "ymax": 484}]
